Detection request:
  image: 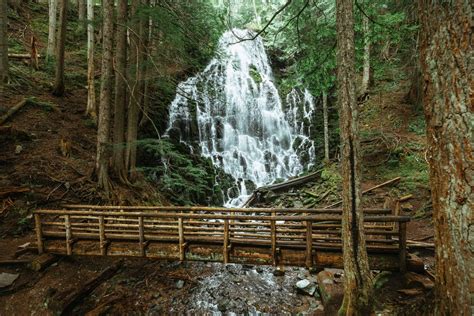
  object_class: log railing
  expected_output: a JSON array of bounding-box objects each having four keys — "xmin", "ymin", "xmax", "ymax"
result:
[{"xmin": 33, "ymin": 206, "xmax": 410, "ymax": 271}]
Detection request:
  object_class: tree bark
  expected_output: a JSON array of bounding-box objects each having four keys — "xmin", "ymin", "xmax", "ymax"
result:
[
  {"xmin": 86, "ymin": 0, "xmax": 96, "ymax": 119},
  {"xmin": 323, "ymin": 91, "xmax": 329, "ymax": 161},
  {"xmin": 125, "ymin": 0, "xmax": 143, "ymax": 180},
  {"xmin": 112, "ymin": 0, "xmax": 128, "ymax": 182},
  {"xmin": 96, "ymin": 0, "xmax": 114, "ymax": 193},
  {"xmin": 419, "ymin": 1, "xmax": 473, "ymax": 314},
  {"xmin": 360, "ymin": 13, "xmax": 370, "ymax": 96},
  {"xmin": 77, "ymin": 0, "xmax": 86, "ymax": 30},
  {"xmin": 336, "ymin": 0, "xmax": 373, "ymax": 314},
  {"xmin": 52, "ymin": 0, "xmax": 67, "ymax": 96},
  {"xmin": 46, "ymin": 0, "xmax": 57, "ymax": 62},
  {"xmin": 0, "ymin": 0, "xmax": 8, "ymax": 85}
]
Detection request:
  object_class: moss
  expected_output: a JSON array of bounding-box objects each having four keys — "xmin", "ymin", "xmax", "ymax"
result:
[{"xmin": 249, "ymin": 65, "xmax": 263, "ymax": 84}]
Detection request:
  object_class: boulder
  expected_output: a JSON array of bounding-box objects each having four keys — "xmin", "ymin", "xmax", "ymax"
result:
[
  {"xmin": 295, "ymin": 279, "xmax": 317, "ymax": 296},
  {"xmin": 316, "ymin": 270, "xmax": 344, "ymax": 308},
  {"xmin": 0, "ymin": 272, "xmax": 19, "ymax": 288}
]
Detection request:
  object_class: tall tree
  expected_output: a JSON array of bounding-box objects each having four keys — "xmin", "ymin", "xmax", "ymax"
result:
[
  {"xmin": 360, "ymin": 13, "xmax": 370, "ymax": 96},
  {"xmin": 77, "ymin": 0, "xmax": 86, "ymax": 30},
  {"xmin": 336, "ymin": 0, "xmax": 373, "ymax": 314},
  {"xmin": 322, "ymin": 91, "xmax": 329, "ymax": 161},
  {"xmin": 52, "ymin": 0, "xmax": 67, "ymax": 96},
  {"xmin": 96, "ymin": 0, "xmax": 114, "ymax": 192},
  {"xmin": 419, "ymin": 1, "xmax": 473, "ymax": 314},
  {"xmin": 0, "ymin": 0, "xmax": 8, "ymax": 85},
  {"xmin": 112, "ymin": 0, "xmax": 128, "ymax": 182},
  {"xmin": 86, "ymin": 0, "xmax": 96, "ymax": 119},
  {"xmin": 125, "ymin": 0, "xmax": 144, "ymax": 180},
  {"xmin": 46, "ymin": 0, "xmax": 58, "ymax": 61}
]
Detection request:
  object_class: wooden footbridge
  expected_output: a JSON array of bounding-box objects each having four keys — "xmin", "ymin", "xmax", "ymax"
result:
[{"xmin": 34, "ymin": 205, "xmax": 411, "ymax": 271}]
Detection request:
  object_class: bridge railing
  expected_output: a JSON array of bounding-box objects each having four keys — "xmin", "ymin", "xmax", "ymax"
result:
[{"xmin": 33, "ymin": 206, "xmax": 410, "ymax": 271}]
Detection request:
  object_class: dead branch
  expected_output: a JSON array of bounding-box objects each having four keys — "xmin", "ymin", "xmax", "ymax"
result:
[
  {"xmin": 0, "ymin": 98, "xmax": 29, "ymax": 125},
  {"xmin": 324, "ymin": 177, "xmax": 401, "ymax": 208}
]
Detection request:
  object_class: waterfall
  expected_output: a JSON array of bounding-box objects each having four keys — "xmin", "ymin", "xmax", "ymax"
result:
[{"xmin": 166, "ymin": 29, "xmax": 316, "ymax": 206}]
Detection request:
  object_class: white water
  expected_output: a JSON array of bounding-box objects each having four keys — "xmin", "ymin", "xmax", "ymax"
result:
[{"xmin": 166, "ymin": 29, "xmax": 316, "ymax": 206}]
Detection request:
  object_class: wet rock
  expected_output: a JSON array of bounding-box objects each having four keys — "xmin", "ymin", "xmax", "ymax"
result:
[
  {"xmin": 0, "ymin": 272, "xmax": 19, "ymax": 288},
  {"xmin": 255, "ymin": 267, "xmax": 263, "ymax": 273},
  {"xmin": 295, "ymin": 279, "xmax": 317, "ymax": 296},
  {"xmin": 176, "ymin": 280, "xmax": 185, "ymax": 289},
  {"xmin": 316, "ymin": 270, "xmax": 343, "ymax": 307},
  {"xmin": 273, "ymin": 266, "xmax": 285, "ymax": 276},
  {"xmin": 374, "ymin": 271, "xmax": 392, "ymax": 289}
]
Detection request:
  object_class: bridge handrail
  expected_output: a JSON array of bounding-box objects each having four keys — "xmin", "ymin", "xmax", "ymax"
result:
[
  {"xmin": 60, "ymin": 204, "xmax": 392, "ymax": 214},
  {"xmin": 34, "ymin": 209, "xmax": 410, "ymax": 222}
]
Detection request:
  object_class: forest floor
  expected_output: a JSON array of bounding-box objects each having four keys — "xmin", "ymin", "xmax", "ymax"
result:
[{"xmin": 0, "ymin": 3, "xmax": 434, "ymax": 315}]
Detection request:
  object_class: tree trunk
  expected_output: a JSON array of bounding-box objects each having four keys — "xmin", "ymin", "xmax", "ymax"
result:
[
  {"xmin": 139, "ymin": 0, "xmax": 152, "ymax": 128},
  {"xmin": 360, "ymin": 13, "xmax": 370, "ymax": 96},
  {"xmin": 0, "ymin": 0, "xmax": 8, "ymax": 85},
  {"xmin": 419, "ymin": 1, "xmax": 473, "ymax": 314},
  {"xmin": 125, "ymin": 0, "xmax": 143, "ymax": 180},
  {"xmin": 112, "ymin": 0, "xmax": 128, "ymax": 182},
  {"xmin": 86, "ymin": 0, "xmax": 96, "ymax": 119},
  {"xmin": 46, "ymin": 0, "xmax": 58, "ymax": 62},
  {"xmin": 52, "ymin": 0, "xmax": 67, "ymax": 96},
  {"xmin": 96, "ymin": 0, "xmax": 114, "ymax": 193},
  {"xmin": 323, "ymin": 91, "xmax": 329, "ymax": 161},
  {"xmin": 77, "ymin": 0, "xmax": 86, "ymax": 29},
  {"xmin": 335, "ymin": 0, "xmax": 373, "ymax": 314}
]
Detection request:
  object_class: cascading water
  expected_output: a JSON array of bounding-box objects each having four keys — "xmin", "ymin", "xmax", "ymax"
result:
[{"xmin": 166, "ymin": 29, "xmax": 316, "ymax": 206}]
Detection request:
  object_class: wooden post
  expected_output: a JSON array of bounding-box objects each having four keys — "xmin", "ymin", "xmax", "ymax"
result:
[
  {"xmin": 271, "ymin": 211, "xmax": 277, "ymax": 266},
  {"xmin": 99, "ymin": 216, "xmax": 106, "ymax": 255},
  {"xmin": 399, "ymin": 221, "xmax": 407, "ymax": 273},
  {"xmin": 34, "ymin": 214, "xmax": 44, "ymax": 254},
  {"xmin": 65, "ymin": 215, "xmax": 72, "ymax": 255},
  {"xmin": 223, "ymin": 219, "xmax": 229, "ymax": 263},
  {"xmin": 138, "ymin": 216, "xmax": 145, "ymax": 257},
  {"xmin": 305, "ymin": 220, "xmax": 313, "ymax": 268},
  {"xmin": 178, "ymin": 217, "xmax": 185, "ymax": 261}
]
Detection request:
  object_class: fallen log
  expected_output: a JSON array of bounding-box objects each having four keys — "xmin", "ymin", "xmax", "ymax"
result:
[
  {"xmin": 29, "ymin": 253, "xmax": 59, "ymax": 271},
  {"xmin": 0, "ymin": 98, "xmax": 29, "ymax": 125},
  {"xmin": 7, "ymin": 53, "xmax": 42, "ymax": 59},
  {"xmin": 49, "ymin": 261, "xmax": 123, "ymax": 316},
  {"xmin": 242, "ymin": 169, "xmax": 322, "ymax": 207},
  {"xmin": 0, "ymin": 259, "xmax": 31, "ymax": 265},
  {"xmin": 0, "ymin": 187, "xmax": 30, "ymax": 198},
  {"xmin": 324, "ymin": 177, "xmax": 401, "ymax": 209}
]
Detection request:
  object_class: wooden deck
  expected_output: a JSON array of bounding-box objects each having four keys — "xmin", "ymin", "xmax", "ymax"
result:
[{"xmin": 34, "ymin": 205, "xmax": 410, "ymax": 271}]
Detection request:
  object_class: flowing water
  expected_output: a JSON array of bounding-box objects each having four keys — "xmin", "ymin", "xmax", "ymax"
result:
[{"xmin": 166, "ymin": 29, "xmax": 316, "ymax": 206}]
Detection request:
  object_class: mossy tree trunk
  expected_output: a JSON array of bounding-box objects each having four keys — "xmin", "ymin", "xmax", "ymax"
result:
[
  {"xmin": 96, "ymin": 0, "xmax": 114, "ymax": 193},
  {"xmin": 86, "ymin": 0, "xmax": 96, "ymax": 119},
  {"xmin": 52, "ymin": 0, "xmax": 67, "ymax": 96},
  {"xmin": 336, "ymin": 0, "xmax": 373, "ymax": 314},
  {"xmin": 112, "ymin": 0, "xmax": 128, "ymax": 183},
  {"xmin": 46, "ymin": 0, "xmax": 57, "ymax": 61},
  {"xmin": 0, "ymin": 0, "xmax": 8, "ymax": 85},
  {"xmin": 419, "ymin": 1, "xmax": 473, "ymax": 314},
  {"xmin": 125, "ymin": 0, "xmax": 144, "ymax": 181}
]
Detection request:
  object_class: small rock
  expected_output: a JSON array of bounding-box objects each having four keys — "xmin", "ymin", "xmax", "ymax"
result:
[
  {"xmin": 295, "ymin": 279, "xmax": 317, "ymax": 296},
  {"xmin": 273, "ymin": 266, "xmax": 285, "ymax": 276},
  {"xmin": 15, "ymin": 145, "xmax": 23, "ymax": 154},
  {"xmin": 0, "ymin": 272, "xmax": 19, "ymax": 288},
  {"xmin": 176, "ymin": 280, "xmax": 185, "ymax": 289}
]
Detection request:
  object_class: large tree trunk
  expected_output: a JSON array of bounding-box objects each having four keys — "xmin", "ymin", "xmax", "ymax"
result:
[
  {"xmin": 360, "ymin": 13, "xmax": 370, "ymax": 96},
  {"xmin": 322, "ymin": 91, "xmax": 329, "ymax": 161},
  {"xmin": 336, "ymin": 0, "xmax": 373, "ymax": 314},
  {"xmin": 419, "ymin": 1, "xmax": 473, "ymax": 314},
  {"xmin": 86, "ymin": 0, "xmax": 96, "ymax": 119},
  {"xmin": 52, "ymin": 0, "xmax": 67, "ymax": 96},
  {"xmin": 0, "ymin": 0, "xmax": 8, "ymax": 85},
  {"xmin": 125, "ymin": 0, "xmax": 144, "ymax": 180},
  {"xmin": 96, "ymin": 0, "xmax": 114, "ymax": 193},
  {"xmin": 46, "ymin": 0, "xmax": 57, "ymax": 61},
  {"xmin": 112, "ymin": 0, "xmax": 128, "ymax": 182},
  {"xmin": 77, "ymin": 0, "xmax": 86, "ymax": 30}
]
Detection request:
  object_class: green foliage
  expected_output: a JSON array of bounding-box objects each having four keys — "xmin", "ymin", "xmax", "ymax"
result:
[{"xmin": 138, "ymin": 139, "xmax": 233, "ymax": 205}]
